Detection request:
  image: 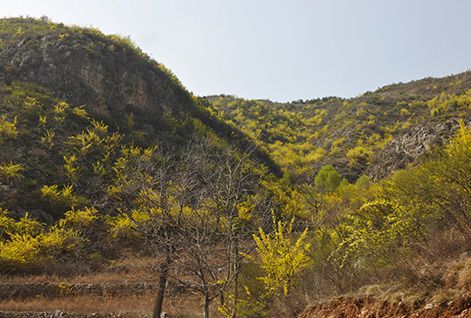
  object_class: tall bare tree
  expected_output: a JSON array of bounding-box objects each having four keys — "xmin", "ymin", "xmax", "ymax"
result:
[
  {"xmin": 156, "ymin": 138, "xmax": 264, "ymax": 317},
  {"xmin": 109, "ymin": 138, "xmax": 266, "ymax": 318},
  {"xmin": 107, "ymin": 146, "xmax": 193, "ymax": 318}
]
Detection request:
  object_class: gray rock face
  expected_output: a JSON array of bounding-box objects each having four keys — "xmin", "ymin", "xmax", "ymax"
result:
[
  {"xmin": 0, "ymin": 32, "xmax": 192, "ymax": 118},
  {"xmin": 367, "ymin": 118, "xmax": 463, "ymax": 180}
]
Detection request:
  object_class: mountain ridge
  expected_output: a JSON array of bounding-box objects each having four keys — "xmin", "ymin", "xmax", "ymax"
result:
[{"xmin": 207, "ymin": 70, "xmax": 471, "ymax": 181}]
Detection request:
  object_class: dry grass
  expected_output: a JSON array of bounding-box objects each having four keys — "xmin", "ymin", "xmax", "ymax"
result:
[
  {"xmin": 0, "ymin": 295, "xmax": 153, "ymax": 314},
  {"xmin": 0, "ymin": 256, "xmax": 158, "ymax": 284},
  {"xmin": 0, "ymin": 294, "xmax": 213, "ymax": 317},
  {"xmin": 443, "ymin": 253, "xmax": 471, "ymax": 291},
  {"xmin": 0, "ymin": 254, "xmax": 222, "ymax": 317}
]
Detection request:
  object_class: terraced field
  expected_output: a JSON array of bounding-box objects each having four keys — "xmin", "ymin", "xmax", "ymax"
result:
[{"xmin": 0, "ymin": 257, "xmax": 206, "ymax": 318}]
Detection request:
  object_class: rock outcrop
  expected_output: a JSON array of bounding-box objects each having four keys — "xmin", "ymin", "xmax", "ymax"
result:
[
  {"xmin": 0, "ymin": 32, "xmax": 192, "ymax": 118},
  {"xmin": 367, "ymin": 118, "xmax": 464, "ymax": 180}
]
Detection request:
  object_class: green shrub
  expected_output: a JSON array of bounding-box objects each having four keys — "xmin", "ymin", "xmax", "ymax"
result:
[{"xmin": 315, "ymin": 165, "xmax": 341, "ymax": 193}]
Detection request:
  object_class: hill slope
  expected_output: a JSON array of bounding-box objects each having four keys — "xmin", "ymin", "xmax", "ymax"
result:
[
  {"xmin": 0, "ymin": 17, "xmax": 280, "ymax": 221},
  {"xmin": 0, "ymin": 17, "xmax": 279, "ymax": 167},
  {"xmin": 208, "ymin": 72, "xmax": 471, "ymax": 182}
]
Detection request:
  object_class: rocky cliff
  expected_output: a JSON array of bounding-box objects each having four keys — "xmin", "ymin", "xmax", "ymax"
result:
[{"xmin": 0, "ymin": 18, "xmax": 192, "ymax": 118}]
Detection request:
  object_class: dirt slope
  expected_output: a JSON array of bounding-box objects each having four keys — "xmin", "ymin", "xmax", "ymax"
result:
[{"xmin": 299, "ymin": 296, "xmax": 471, "ymax": 318}]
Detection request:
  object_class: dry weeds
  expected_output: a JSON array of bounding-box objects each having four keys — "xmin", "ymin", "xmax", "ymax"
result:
[{"xmin": 0, "ymin": 294, "xmax": 214, "ymax": 317}]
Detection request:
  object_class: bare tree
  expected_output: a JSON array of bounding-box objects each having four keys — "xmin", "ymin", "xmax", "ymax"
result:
[
  {"xmin": 109, "ymin": 139, "xmax": 266, "ymax": 318},
  {"xmin": 175, "ymin": 209, "xmax": 226, "ymax": 318},
  {"xmin": 108, "ymin": 146, "xmax": 193, "ymax": 318},
  {"xmin": 148, "ymin": 138, "xmax": 264, "ymax": 318}
]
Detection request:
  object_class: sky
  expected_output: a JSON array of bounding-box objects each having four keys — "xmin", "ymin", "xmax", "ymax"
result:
[{"xmin": 1, "ymin": 0, "xmax": 471, "ymax": 102}]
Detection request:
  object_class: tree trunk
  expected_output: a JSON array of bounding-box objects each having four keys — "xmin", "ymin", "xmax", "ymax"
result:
[
  {"xmin": 153, "ymin": 255, "xmax": 171, "ymax": 318},
  {"xmin": 204, "ymin": 294, "xmax": 211, "ymax": 318},
  {"xmin": 230, "ymin": 238, "xmax": 239, "ymax": 318},
  {"xmin": 219, "ymin": 291, "xmax": 225, "ymax": 308}
]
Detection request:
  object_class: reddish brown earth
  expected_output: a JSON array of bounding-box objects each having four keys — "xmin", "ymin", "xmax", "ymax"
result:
[{"xmin": 299, "ymin": 296, "xmax": 471, "ymax": 318}]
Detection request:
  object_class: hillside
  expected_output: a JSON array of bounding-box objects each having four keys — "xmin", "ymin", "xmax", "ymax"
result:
[
  {"xmin": 0, "ymin": 17, "xmax": 470, "ymax": 318},
  {"xmin": 0, "ymin": 17, "xmax": 281, "ymax": 222},
  {"xmin": 208, "ymin": 71, "xmax": 471, "ymax": 182},
  {"xmin": 0, "ymin": 17, "xmax": 279, "ymax": 176}
]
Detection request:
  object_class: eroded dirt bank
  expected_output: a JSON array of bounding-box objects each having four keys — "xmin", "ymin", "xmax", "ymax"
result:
[{"xmin": 299, "ymin": 296, "xmax": 471, "ymax": 318}]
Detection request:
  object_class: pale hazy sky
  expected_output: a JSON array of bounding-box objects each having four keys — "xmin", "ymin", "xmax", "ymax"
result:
[{"xmin": 1, "ymin": 0, "xmax": 470, "ymax": 101}]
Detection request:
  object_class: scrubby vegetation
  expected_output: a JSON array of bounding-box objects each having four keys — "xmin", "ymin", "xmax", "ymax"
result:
[
  {"xmin": 0, "ymin": 17, "xmax": 470, "ymax": 318},
  {"xmin": 208, "ymin": 78, "xmax": 471, "ymax": 182}
]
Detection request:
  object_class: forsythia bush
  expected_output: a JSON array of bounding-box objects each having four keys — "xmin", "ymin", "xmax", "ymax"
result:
[
  {"xmin": 0, "ymin": 233, "xmax": 40, "ymax": 269},
  {"xmin": 0, "ymin": 115, "xmax": 17, "ymax": 138},
  {"xmin": 106, "ymin": 209, "xmax": 150, "ymax": 240},
  {"xmin": 38, "ymin": 226, "xmax": 83, "ymax": 259},
  {"xmin": 60, "ymin": 207, "xmax": 99, "ymax": 228},
  {"xmin": 0, "ymin": 208, "xmax": 89, "ymax": 272},
  {"xmin": 0, "ymin": 162, "xmax": 24, "ymax": 183},
  {"xmin": 247, "ymin": 217, "xmax": 312, "ymax": 296}
]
